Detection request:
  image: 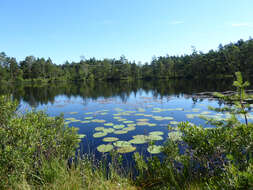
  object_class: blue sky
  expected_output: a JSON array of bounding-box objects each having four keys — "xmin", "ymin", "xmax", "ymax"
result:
[{"xmin": 1, "ymin": 0, "xmax": 253, "ymax": 64}]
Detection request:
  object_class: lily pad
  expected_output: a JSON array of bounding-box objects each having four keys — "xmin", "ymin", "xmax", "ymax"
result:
[
  {"xmin": 136, "ymin": 119, "xmax": 149, "ymax": 122},
  {"xmin": 92, "ymin": 119, "xmax": 106, "ymax": 123},
  {"xmin": 113, "ymin": 124, "xmax": 125, "ymax": 129},
  {"xmin": 113, "ymin": 130, "xmax": 128, "ymax": 135},
  {"xmin": 148, "ymin": 123, "xmax": 157, "ymax": 127},
  {"xmin": 113, "ymin": 141, "xmax": 132, "ymax": 147},
  {"xmin": 129, "ymin": 136, "xmax": 148, "ymax": 144},
  {"xmin": 127, "ymin": 124, "xmax": 136, "ymax": 127},
  {"xmin": 148, "ymin": 135, "xmax": 163, "ymax": 141},
  {"xmin": 149, "ymin": 131, "xmax": 164, "ymax": 136},
  {"xmin": 123, "ymin": 120, "xmax": 134, "ymax": 124},
  {"xmin": 95, "ymin": 127, "xmax": 105, "ymax": 131},
  {"xmin": 170, "ymin": 121, "xmax": 179, "ymax": 125},
  {"xmin": 123, "ymin": 126, "xmax": 136, "ymax": 131},
  {"xmin": 147, "ymin": 145, "xmax": 163, "ymax": 154},
  {"xmin": 117, "ymin": 146, "xmax": 136, "ymax": 153},
  {"xmin": 97, "ymin": 144, "xmax": 114, "ymax": 153},
  {"xmin": 93, "ymin": 132, "xmax": 108, "ymax": 138},
  {"xmin": 84, "ymin": 117, "xmax": 93, "ymax": 120},
  {"xmin": 136, "ymin": 122, "xmax": 150, "ymax": 126},
  {"xmin": 103, "ymin": 128, "xmax": 115, "ymax": 133},
  {"xmin": 104, "ymin": 123, "xmax": 114, "ymax": 126},
  {"xmin": 78, "ymin": 134, "xmax": 86, "ymax": 138},
  {"xmin": 80, "ymin": 120, "xmax": 91, "ymax": 124},
  {"xmin": 103, "ymin": 137, "xmax": 119, "ymax": 142}
]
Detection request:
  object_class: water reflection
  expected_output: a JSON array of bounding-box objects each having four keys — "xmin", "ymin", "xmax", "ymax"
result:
[{"xmin": 0, "ymin": 79, "xmax": 238, "ymax": 107}]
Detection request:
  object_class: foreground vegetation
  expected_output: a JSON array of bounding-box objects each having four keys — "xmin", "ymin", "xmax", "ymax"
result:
[
  {"xmin": 1, "ymin": 38, "xmax": 253, "ymax": 82},
  {"xmin": 0, "ymin": 72, "xmax": 252, "ymax": 189}
]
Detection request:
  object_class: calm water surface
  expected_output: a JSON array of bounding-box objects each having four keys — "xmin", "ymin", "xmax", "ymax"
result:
[{"xmin": 1, "ymin": 79, "xmax": 253, "ymax": 159}]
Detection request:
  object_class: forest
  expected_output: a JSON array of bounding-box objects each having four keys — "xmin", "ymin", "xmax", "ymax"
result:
[{"xmin": 1, "ymin": 38, "xmax": 253, "ymax": 82}]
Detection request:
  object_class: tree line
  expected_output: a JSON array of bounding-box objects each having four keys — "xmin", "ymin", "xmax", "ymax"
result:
[{"xmin": 1, "ymin": 38, "xmax": 253, "ymax": 82}]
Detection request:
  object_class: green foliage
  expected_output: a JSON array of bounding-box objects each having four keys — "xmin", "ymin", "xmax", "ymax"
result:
[
  {"xmin": 133, "ymin": 72, "xmax": 253, "ymax": 189},
  {"xmin": 0, "ymin": 95, "xmax": 80, "ymax": 188}
]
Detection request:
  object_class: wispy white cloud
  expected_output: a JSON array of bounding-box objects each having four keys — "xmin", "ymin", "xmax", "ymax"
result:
[
  {"xmin": 169, "ymin": 20, "xmax": 184, "ymax": 25},
  {"xmin": 231, "ymin": 22, "xmax": 253, "ymax": 27}
]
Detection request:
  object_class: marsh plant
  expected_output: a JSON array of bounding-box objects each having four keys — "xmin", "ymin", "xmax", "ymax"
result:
[{"xmin": 134, "ymin": 72, "xmax": 253, "ymax": 189}]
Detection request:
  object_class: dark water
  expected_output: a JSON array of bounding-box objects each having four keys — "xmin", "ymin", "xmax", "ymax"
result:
[{"xmin": 1, "ymin": 79, "xmax": 253, "ymax": 160}]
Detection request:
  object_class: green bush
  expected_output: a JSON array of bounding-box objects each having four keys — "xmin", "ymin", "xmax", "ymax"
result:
[{"xmin": 0, "ymin": 95, "xmax": 80, "ymax": 188}]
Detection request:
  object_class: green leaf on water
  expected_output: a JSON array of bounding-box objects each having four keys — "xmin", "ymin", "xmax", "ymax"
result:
[
  {"xmin": 93, "ymin": 132, "xmax": 108, "ymax": 138},
  {"xmin": 113, "ymin": 130, "xmax": 128, "ymax": 135},
  {"xmin": 102, "ymin": 137, "xmax": 119, "ymax": 142},
  {"xmin": 117, "ymin": 146, "xmax": 136, "ymax": 153},
  {"xmin": 113, "ymin": 141, "xmax": 132, "ymax": 147},
  {"xmin": 78, "ymin": 134, "xmax": 86, "ymax": 138},
  {"xmin": 95, "ymin": 127, "xmax": 105, "ymax": 131},
  {"xmin": 149, "ymin": 131, "xmax": 164, "ymax": 136},
  {"xmin": 147, "ymin": 145, "xmax": 163, "ymax": 154},
  {"xmin": 113, "ymin": 124, "xmax": 125, "ymax": 129},
  {"xmin": 97, "ymin": 144, "xmax": 114, "ymax": 153},
  {"xmin": 104, "ymin": 123, "xmax": 114, "ymax": 126}
]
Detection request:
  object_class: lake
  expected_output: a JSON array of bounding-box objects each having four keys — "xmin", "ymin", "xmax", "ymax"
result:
[{"xmin": 1, "ymin": 79, "xmax": 253, "ymax": 160}]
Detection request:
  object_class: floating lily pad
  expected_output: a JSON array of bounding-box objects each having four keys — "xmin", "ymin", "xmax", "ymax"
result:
[
  {"xmin": 147, "ymin": 145, "xmax": 163, "ymax": 154},
  {"xmin": 148, "ymin": 123, "xmax": 157, "ymax": 127},
  {"xmin": 113, "ymin": 141, "xmax": 132, "ymax": 147},
  {"xmin": 97, "ymin": 144, "xmax": 114, "ymax": 153},
  {"xmin": 186, "ymin": 114, "xmax": 195, "ymax": 119},
  {"xmin": 136, "ymin": 119, "xmax": 149, "ymax": 122},
  {"xmin": 113, "ymin": 124, "xmax": 125, "ymax": 129},
  {"xmin": 80, "ymin": 120, "xmax": 91, "ymax": 124},
  {"xmin": 129, "ymin": 136, "xmax": 148, "ymax": 144},
  {"xmin": 148, "ymin": 135, "xmax": 163, "ymax": 141},
  {"xmin": 135, "ymin": 113, "xmax": 145, "ymax": 116},
  {"xmin": 65, "ymin": 117, "xmax": 76, "ymax": 120},
  {"xmin": 123, "ymin": 126, "xmax": 136, "ymax": 131},
  {"xmin": 78, "ymin": 134, "xmax": 86, "ymax": 138},
  {"xmin": 144, "ymin": 114, "xmax": 153, "ymax": 117},
  {"xmin": 163, "ymin": 117, "xmax": 174, "ymax": 120},
  {"xmin": 84, "ymin": 117, "xmax": 93, "ymax": 120},
  {"xmin": 92, "ymin": 119, "xmax": 106, "ymax": 123},
  {"xmin": 113, "ymin": 117, "xmax": 121, "ymax": 120},
  {"xmin": 84, "ymin": 112, "xmax": 93, "ymax": 115},
  {"xmin": 64, "ymin": 121, "xmax": 71, "ymax": 125},
  {"xmin": 123, "ymin": 120, "xmax": 134, "ymax": 124},
  {"xmin": 118, "ymin": 118, "xmax": 127, "ymax": 121},
  {"xmin": 168, "ymin": 131, "xmax": 182, "ymax": 141},
  {"xmin": 200, "ymin": 111, "xmax": 211, "ymax": 115},
  {"xmin": 104, "ymin": 123, "xmax": 114, "ymax": 126},
  {"xmin": 149, "ymin": 131, "xmax": 164, "ymax": 136},
  {"xmin": 117, "ymin": 146, "xmax": 136, "ymax": 153},
  {"xmin": 113, "ymin": 130, "xmax": 128, "ymax": 135},
  {"xmin": 103, "ymin": 137, "xmax": 119, "ymax": 142},
  {"xmin": 127, "ymin": 124, "xmax": 136, "ymax": 127},
  {"xmin": 95, "ymin": 127, "xmax": 105, "ymax": 131},
  {"xmin": 100, "ymin": 113, "xmax": 108, "ymax": 115},
  {"xmin": 93, "ymin": 132, "xmax": 108, "ymax": 138},
  {"xmin": 103, "ymin": 128, "xmax": 115, "ymax": 133},
  {"xmin": 170, "ymin": 121, "xmax": 179, "ymax": 125},
  {"xmin": 136, "ymin": 122, "xmax": 150, "ymax": 126}
]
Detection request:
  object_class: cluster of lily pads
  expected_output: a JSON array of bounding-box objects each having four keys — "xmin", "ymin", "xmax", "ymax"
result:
[
  {"xmin": 96, "ymin": 131, "xmax": 165, "ymax": 154},
  {"xmin": 64, "ymin": 105, "xmax": 253, "ymax": 155}
]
